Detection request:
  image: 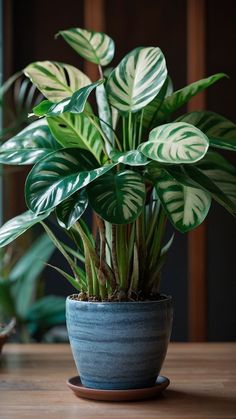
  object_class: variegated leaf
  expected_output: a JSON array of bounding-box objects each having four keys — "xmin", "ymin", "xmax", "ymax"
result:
[
  {"xmin": 25, "ymin": 148, "xmax": 116, "ymax": 213},
  {"xmin": 155, "ymin": 171, "xmax": 211, "ymax": 232},
  {"xmin": 24, "ymin": 61, "xmax": 91, "ymax": 102},
  {"xmin": 195, "ymin": 151, "xmax": 236, "ymax": 206},
  {"xmin": 87, "ymin": 170, "xmax": 146, "ymax": 224},
  {"xmin": 0, "ymin": 119, "xmax": 60, "ymax": 165},
  {"xmin": 0, "ymin": 210, "xmax": 50, "ymax": 247},
  {"xmin": 176, "ymin": 111, "xmax": 236, "ymax": 151},
  {"xmin": 46, "ymin": 113, "xmax": 104, "ymax": 163},
  {"xmin": 107, "ymin": 47, "xmax": 167, "ymax": 113},
  {"xmin": 46, "ymin": 80, "xmax": 103, "ymax": 116},
  {"xmin": 110, "ymin": 149, "xmax": 149, "ymax": 166},
  {"xmin": 139, "ymin": 122, "xmax": 209, "ymax": 164},
  {"xmin": 56, "ymin": 189, "xmax": 88, "ymax": 229},
  {"xmin": 96, "ymin": 83, "xmax": 114, "ymax": 152},
  {"xmin": 57, "ymin": 28, "xmax": 115, "ymax": 66}
]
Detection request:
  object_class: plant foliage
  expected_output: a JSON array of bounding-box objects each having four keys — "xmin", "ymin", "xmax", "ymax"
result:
[{"xmin": 0, "ymin": 27, "xmax": 235, "ymax": 301}]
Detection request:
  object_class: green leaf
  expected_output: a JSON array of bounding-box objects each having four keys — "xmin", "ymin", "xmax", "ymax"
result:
[
  {"xmin": 33, "ymin": 100, "xmax": 54, "ymax": 116},
  {"xmin": 87, "ymin": 170, "xmax": 146, "ymax": 224},
  {"xmin": 57, "ymin": 27, "xmax": 115, "ymax": 66},
  {"xmin": 96, "ymin": 83, "xmax": 114, "ymax": 152},
  {"xmin": 0, "ymin": 210, "xmax": 50, "ymax": 247},
  {"xmin": 142, "ymin": 76, "xmax": 169, "ymax": 128},
  {"xmin": 184, "ymin": 165, "xmax": 236, "ymax": 215},
  {"xmin": 24, "ymin": 61, "xmax": 91, "ymax": 102},
  {"xmin": 155, "ymin": 171, "xmax": 211, "ymax": 232},
  {"xmin": 139, "ymin": 122, "xmax": 209, "ymax": 164},
  {"xmin": 176, "ymin": 111, "xmax": 236, "ymax": 151},
  {"xmin": 10, "ymin": 234, "xmax": 55, "ymax": 319},
  {"xmin": 25, "ymin": 148, "xmax": 116, "ymax": 213},
  {"xmin": 110, "ymin": 149, "xmax": 149, "ymax": 166},
  {"xmin": 157, "ymin": 73, "xmax": 227, "ymax": 121},
  {"xmin": 46, "ymin": 113, "xmax": 104, "ymax": 162},
  {"xmin": 195, "ymin": 151, "xmax": 236, "ymax": 206},
  {"xmin": 46, "ymin": 80, "xmax": 103, "ymax": 116},
  {"xmin": 0, "ymin": 119, "xmax": 60, "ymax": 165},
  {"xmin": 107, "ymin": 47, "xmax": 167, "ymax": 113},
  {"xmin": 56, "ymin": 189, "xmax": 88, "ymax": 229}
]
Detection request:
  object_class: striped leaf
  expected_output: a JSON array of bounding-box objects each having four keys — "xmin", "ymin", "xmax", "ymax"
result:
[
  {"xmin": 96, "ymin": 83, "xmax": 114, "ymax": 152},
  {"xmin": 144, "ymin": 73, "xmax": 227, "ymax": 126},
  {"xmin": 87, "ymin": 170, "xmax": 146, "ymax": 224},
  {"xmin": 195, "ymin": 151, "xmax": 236, "ymax": 206},
  {"xmin": 56, "ymin": 189, "xmax": 88, "ymax": 229},
  {"xmin": 107, "ymin": 47, "xmax": 167, "ymax": 113},
  {"xmin": 57, "ymin": 28, "xmax": 115, "ymax": 66},
  {"xmin": 142, "ymin": 76, "xmax": 170, "ymax": 128},
  {"xmin": 0, "ymin": 119, "xmax": 60, "ymax": 165},
  {"xmin": 25, "ymin": 148, "xmax": 116, "ymax": 213},
  {"xmin": 139, "ymin": 122, "xmax": 209, "ymax": 164},
  {"xmin": 176, "ymin": 111, "xmax": 236, "ymax": 151},
  {"xmin": 0, "ymin": 210, "xmax": 50, "ymax": 247},
  {"xmin": 47, "ymin": 113, "xmax": 104, "ymax": 163},
  {"xmin": 155, "ymin": 171, "xmax": 211, "ymax": 232},
  {"xmin": 46, "ymin": 80, "xmax": 103, "ymax": 116},
  {"xmin": 110, "ymin": 149, "xmax": 149, "ymax": 166},
  {"xmin": 24, "ymin": 61, "xmax": 91, "ymax": 102}
]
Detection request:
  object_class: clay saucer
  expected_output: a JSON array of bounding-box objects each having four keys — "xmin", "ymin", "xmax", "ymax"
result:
[{"xmin": 67, "ymin": 376, "xmax": 170, "ymax": 401}]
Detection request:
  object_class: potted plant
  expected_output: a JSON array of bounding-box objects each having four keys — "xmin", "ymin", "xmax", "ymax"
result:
[{"xmin": 0, "ymin": 27, "xmax": 235, "ymax": 394}]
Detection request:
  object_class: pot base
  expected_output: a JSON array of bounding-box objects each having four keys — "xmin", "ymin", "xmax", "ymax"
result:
[{"xmin": 67, "ymin": 375, "xmax": 170, "ymax": 401}]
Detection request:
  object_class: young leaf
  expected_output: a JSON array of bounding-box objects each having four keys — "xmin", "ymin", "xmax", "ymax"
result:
[
  {"xmin": 87, "ymin": 170, "xmax": 146, "ymax": 224},
  {"xmin": 46, "ymin": 80, "xmax": 103, "ymax": 116},
  {"xmin": 107, "ymin": 47, "xmax": 167, "ymax": 113},
  {"xmin": 110, "ymin": 149, "xmax": 149, "ymax": 166},
  {"xmin": 56, "ymin": 189, "xmax": 88, "ymax": 229},
  {"xmin": 57, "ymin": 28, "xmax": 115, "ymax": 66},
  {"xmin": 0, "ymin": 210, "xmax": 50, "ymax": 247},
  {"xmin": 47, "ymin": 113, "xmax": 104, "ymax": 163},
  {"xmin": 176, "ymin": 111, "xmax": 236, "ymax": 151},
  {"xmin": 25, "ymin": 148, "xmax": 116, "ymax": 213},
  {"xmin": 33, "ymin": 100, "xmax": 54, "ymax": 116},
  {"xmin": 155, "ymin": 171, "xmax": 211, "ymax": 232},
  {"xmin": 24, "ymin": 61, "xmax": 91, "ymax": 102},
  {"xmin": 0, "ymin": 119, "xmax": 60, "ymax": 165},
  {"xmin": 139, "ymin": 122, "xmax": 209, "ymax": 164}
]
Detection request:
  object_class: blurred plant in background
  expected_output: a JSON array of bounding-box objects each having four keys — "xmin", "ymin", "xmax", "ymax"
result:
[
  {"xmin": 0, "ymin": 73, "xmax": 66, "ymax": 343},
  {"xmin": 0, "ymin": 233, "xmax": 66, "ymax": 342}
]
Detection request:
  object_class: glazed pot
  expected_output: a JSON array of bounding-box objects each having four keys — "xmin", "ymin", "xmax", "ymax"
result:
[{"xmin": 66, "ymin": 296, "xmax": 173, "ymax": 390}]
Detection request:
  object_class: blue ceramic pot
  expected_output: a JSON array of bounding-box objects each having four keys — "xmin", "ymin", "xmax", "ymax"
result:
[{"xmin": 66, "ymin": 296, "xmax": 173, "ymax": 390}]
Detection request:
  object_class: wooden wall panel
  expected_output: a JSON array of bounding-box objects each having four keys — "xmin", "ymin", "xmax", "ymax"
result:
[{"xmin": 187, "ymin": 0, "xmax": 207, "ymax": 341}]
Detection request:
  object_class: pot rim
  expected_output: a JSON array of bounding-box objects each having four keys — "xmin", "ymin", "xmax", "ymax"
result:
[{"xmin": 66, "ymin": 294, "xmax": 172, "ymax": 305}]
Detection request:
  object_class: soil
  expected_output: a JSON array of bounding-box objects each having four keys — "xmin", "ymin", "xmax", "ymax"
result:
[{"xmin": 69, "ymin": 292, "xmax": 167, "ymax": 303}]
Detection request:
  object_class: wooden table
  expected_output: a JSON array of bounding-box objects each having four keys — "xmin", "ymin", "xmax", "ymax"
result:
[{"xmin": 0, "ymin": 343, "xmax": 235, "ymax": 419}]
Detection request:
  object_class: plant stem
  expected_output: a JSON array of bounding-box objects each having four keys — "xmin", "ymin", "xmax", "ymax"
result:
[
  {"xmin": 138, "ymin": 109, "xmax": 144, "ymax": 146},
  {"xmin": 111, "ymin": 224, "xmax": 120, "ymax": 286},
  {"xmin": 128, "ymin": 111, "xmax": 132, "ymax": 150}
]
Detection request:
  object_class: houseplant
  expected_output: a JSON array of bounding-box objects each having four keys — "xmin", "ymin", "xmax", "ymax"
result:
[{"xmin": 0, "ymin": 27, "xmax": 235, "ymax": 391}]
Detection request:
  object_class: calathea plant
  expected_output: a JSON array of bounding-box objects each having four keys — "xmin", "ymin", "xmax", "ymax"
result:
[{"xmin": 0, "ymin": 28, "xmax": 235, "ymax": 301}]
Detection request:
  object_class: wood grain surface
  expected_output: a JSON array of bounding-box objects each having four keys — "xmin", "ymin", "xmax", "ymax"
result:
[{"xmin": 0, "ymin": 343, "xmax": 235, "ymax": 419}]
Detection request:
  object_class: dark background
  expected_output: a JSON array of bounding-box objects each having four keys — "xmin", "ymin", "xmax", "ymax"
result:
[{"xmin": 2, "ymin": 0, "xmax": 236, "ymax": 341}]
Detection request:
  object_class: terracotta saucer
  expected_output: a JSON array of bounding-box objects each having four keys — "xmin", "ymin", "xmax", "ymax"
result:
[{"xmin": 67, "ymin": 376, "xmax": 170, "ymax": 401}]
